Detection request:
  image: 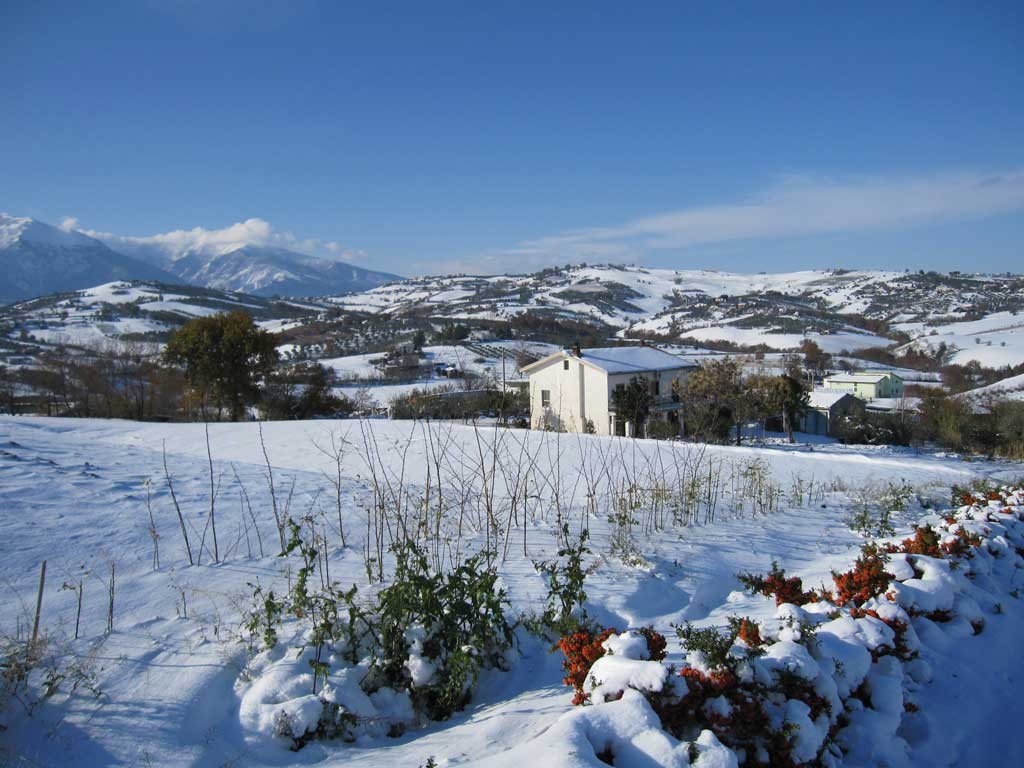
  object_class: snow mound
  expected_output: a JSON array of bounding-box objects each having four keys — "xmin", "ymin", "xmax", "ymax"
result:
[{"xmin": 491, "ymin": 690, "xmax": 736, "ymax": 768}]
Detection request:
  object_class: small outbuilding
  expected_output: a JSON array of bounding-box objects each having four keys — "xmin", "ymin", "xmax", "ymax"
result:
[{"xmin": 799, "ymin": 389, "xmax": 864, "ymax": 436}]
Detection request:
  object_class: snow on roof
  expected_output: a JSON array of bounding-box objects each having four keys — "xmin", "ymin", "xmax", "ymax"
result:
[
  {"xmin": 866, "ymin": 397, "xmax": 921, "ymax": 412},
  {"xmin": 523, "ymin": 345, "xmax": 696, "ymax": 375},
  {"xmin": 577, "ymin": 346, "xmax": 696, "ymax": 374},
  {"xmin": 807, "ymin": 389, "xmax": 854, "ymax": 409},
  {"xmin": 824, "ymin": 373, "xmax": 889, "ymax": 384}
]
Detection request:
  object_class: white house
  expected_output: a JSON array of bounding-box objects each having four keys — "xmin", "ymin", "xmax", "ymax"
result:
[
  {"xmin": 823, "ymin": 371, "xmax": 904, "ymax": 400},
  {"xmin": 521, "ymin": 344, "xmax": 698, "ymax": 436}
]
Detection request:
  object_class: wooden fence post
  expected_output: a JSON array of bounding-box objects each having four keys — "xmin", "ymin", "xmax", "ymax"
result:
[{"xmin": 31, "ymin": 560, "xmax": 46, "ymax": 646}]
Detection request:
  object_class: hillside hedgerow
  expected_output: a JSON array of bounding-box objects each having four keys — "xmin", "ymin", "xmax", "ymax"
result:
[{"xmin": 551, "ymin": 485, "xmax": 1024, "ymax": 766}]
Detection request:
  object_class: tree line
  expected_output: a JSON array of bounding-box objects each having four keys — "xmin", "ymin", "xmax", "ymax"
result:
[
  {"xmin": 0, "ymin": 311, "xmax": 356, "ymax": 422},
  {"xmin": 610, "ymin": 359, "xmax": 809, "ymax": 444}
]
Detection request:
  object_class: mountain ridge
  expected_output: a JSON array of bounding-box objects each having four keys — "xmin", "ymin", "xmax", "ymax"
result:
[{"xmin": 0, "ymin": 214, "xmax": 401, "ymax": 303}]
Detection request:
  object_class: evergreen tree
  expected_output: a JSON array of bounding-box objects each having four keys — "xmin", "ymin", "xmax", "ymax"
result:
[
  {"xmin": 610, "ymin": 376, "xmax": 655, "ymax": 434},
  {"xmin": 164, "ymin": 311, "xmax": 278, "ymax": 421},
  {"xmin": 685, "ymin": 359, "xmax": 743, "ymax": 444}
]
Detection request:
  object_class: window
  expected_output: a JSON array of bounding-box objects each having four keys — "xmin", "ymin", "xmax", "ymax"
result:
[
  {"xmin": 563, "ymin": 360, "xmax": 570, "ymax": 371},
  {"xmin": 541, "ymin": 389, "xmax": 551, "ymax": 407}
]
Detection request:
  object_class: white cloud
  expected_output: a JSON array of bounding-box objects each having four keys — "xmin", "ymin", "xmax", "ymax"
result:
[
  {"xmin": 58, "ymin": 216, "xmax": 79, "ymax": 232},
  {"xmin": 487, "ymin": 169, "xmax": 1024, "ymax": 271},
  {"xmin": 78, "ymin": 217, "xmax": 364, "ymax": 263}
]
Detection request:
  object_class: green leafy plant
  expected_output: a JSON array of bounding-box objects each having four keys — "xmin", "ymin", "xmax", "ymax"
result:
[
  {"xmin": 673, "ymin": 622, "xmax": 736, "ymax": 671},
  {"xmin": 367, "ymin": 540, "xmax": 513, "ymax": 722},
  {"xmin": 534, "ymin": 524, "xmax": 593, "ymax": 634},
  {"xmin": 245, "ymin": 583, "xmax": 284, "ymax": 650}
]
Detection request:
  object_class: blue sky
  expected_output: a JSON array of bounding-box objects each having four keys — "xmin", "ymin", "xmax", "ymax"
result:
[{"xmin": 1, "ymin": 0, "xmax": 1022, "ymax": 276}]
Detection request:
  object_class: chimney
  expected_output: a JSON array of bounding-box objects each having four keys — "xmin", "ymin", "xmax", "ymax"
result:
[{"xmin": 571, "ymin": 342, "xmax": 582, "ymax": 357}]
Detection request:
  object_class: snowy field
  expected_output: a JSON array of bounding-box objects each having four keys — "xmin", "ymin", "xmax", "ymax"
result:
[
  {"xmin": 896, "ymin": 311, "xmax": 1024, "ymax": 368},
  {"xmin": 2, "ymin": 416, "xmax": 1024, "ymax": 766},
  {"xmin": 329, "ymin": 268, "xmax": 906, "ymax": 323},
  {"xmin": 319, "ymin": 342, "xmax": 559, "ymax": 407},
  {"xmin": 961, "ymin": 371, "xmax": 1024, "ymax": 402},
  {"xmin": 645, "ymin": 324, "xmax": 890, "ymax": 355}
]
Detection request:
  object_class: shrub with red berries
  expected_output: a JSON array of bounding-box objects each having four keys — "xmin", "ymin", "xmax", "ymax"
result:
[
  {"xmin": 557, "ymin": 627, "xmax": 617, "ymax": 705},
  {"xmin": 638, "ymin": 625, "xmax": 668, "ymax": 662},
  {"xmin": 737, "ymin": 560, "xmax": 821, "ymax": 606},
  {"xmin": 832, "ymin": 542, "xmax": 893, "ymax": 608}
]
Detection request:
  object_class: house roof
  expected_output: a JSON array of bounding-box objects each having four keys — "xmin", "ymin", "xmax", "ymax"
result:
[
  {"xmin": 521, "ymin": 345, "xmax": 696, "ymax": 376},
  {"xmin": 824, "ymin": 373, "xmax": 889, "ymax": 384},
  {"xmin": 807, "ymin": 389, "xmax": 856, "ymax": 409}
]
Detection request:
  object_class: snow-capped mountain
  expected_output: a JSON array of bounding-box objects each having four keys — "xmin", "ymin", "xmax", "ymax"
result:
[
  {"xmin": 0, "ymin": 214, "xmax": 174, "ymax": 305},
  {"xmin": 163, "ymin": 245, "xmax": 399, "ymax": 297},
  {"xmin": 85, "ymin": 224, "xmax": 400, "ymax": 297},
  {"xmin": 0, "ymin": 214, "xmax": 401, "ymax": 303}
]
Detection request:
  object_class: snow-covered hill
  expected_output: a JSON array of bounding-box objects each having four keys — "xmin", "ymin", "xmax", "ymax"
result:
[
  {"xmin": 329, "ymin": 265, "xmax": 1024, "ymax": 363},
  {"xmin": 895, "ymin": 311, "xmax": 1024, "ymax": 369},
  {"xmin": 0, "ymin": 280, "xmax": 318, "ymax": 363},
  {"xmin": 960, "ymin": 371, "xmax": 1024, "ymax": 403}
]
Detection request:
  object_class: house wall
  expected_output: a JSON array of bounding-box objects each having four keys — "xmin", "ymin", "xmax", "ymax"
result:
[
  {"xmin": 800, "ymin": 408, "xmax": 829, "ymax": 436},
  {"xmin": 828, "ymin": 397, "xmax": 865, "ymax": 434},
  {"xmin": 530, "ymin": 357, "xmax": 610, "ymax": 434},
  {"xmin": 824, "ymin": 374, "xmax": 904, "ymax": 401},
  {"xmin": 607, "ymin": 369, "xmax": 690, "ymax": 436},
  {"xmin": 880, "ymin": 376, "xmax": 904, "ymax": 398},
  {"xmin": 825, "ymin": 379, "xmax": 879, "ymax": 399},
  {"xmin": 798, "ymin": 395, "xmax": 864, "ymax": 436},
  {"xmin": 606, "ymin": 370, "xmax": 679, "ymax": 397}
]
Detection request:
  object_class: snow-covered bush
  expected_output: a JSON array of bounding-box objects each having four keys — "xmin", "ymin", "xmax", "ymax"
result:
[
  {"xmin": 367, "ymin": 540, "xmax": 513, "ymax": 722},
  {"xmin": 831, "ymin": 543, "xmax": 893, "ymax": 608},
  {"xmin": 558, "ymin": 627, "xmax": 668, "ymax": 705},
  {"xmin": 239, "ymin": 517, "xmax": 514, "ymax": 750},
  {"xmin": 1, "ymin": 632, "xmax": 102, "ymax": 723},
  {"xmin": 560, "ymin": 619, "xmax": 838, "ymax": 765}
]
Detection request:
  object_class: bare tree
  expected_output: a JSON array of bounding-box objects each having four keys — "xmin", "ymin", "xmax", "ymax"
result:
[{"xmin": 312, "ymin": 428, "xmax": 351, "ymax": 548}]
